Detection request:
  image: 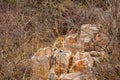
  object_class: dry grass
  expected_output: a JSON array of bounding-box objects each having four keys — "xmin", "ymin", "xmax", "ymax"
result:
[{"xmin": 0, "ymin": 0, "xmax": 120, "ymax": 80}]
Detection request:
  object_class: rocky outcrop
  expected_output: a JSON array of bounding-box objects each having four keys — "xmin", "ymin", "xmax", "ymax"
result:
[{"xmin": 31, "ymin": 24, "xmax": 109, "ymax": 80}]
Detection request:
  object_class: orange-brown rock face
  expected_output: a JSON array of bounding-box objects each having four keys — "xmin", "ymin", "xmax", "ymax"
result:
[
  {"xmin": 31, "ymin": 47, "xmax": 53, "ymax": 80},
  {"xmin": 54, "ymin": 50, "xmax": 72, "ymax": 75},
  {"xmin": 31, "ymin": 47, "xmax": 53, "ymax": 62},
  {"xmin": 73, "ymin": 52, "xmax": 94, "ymax": 67},
  {"xmin": 65, "ymin": 34, "xmax": 79, "ymax": 54},
  {"xmin": 64, "ymin": 24, "xmax": 100, "ymax": 53},
  {"xmin": 55, "ymin": 50, "xmax": 71, "ymax": 68},
  {"xmin": 70, "ymin": 58, "xmax": 91, "ymax": 73},
  {"xmin": 64, "ymin": 27, "xmax": 81, "ymax": 53},
  {"xmin": 66, "ymin": 37, "xmax": 77, "ymax": 45}
]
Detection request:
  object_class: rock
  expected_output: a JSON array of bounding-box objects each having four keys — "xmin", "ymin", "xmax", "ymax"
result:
[
  {"xmin": 94, "ymin": 32, "xmax": 109, "ymax": 52},
  {"xmin": 80, "ymin": 24, "xmax": 99, "ymax": 43},
  {"xmin": 31, "ymin": 54, "xmax": 50, "ymax": 80},
  {"xmin": 70, "ymin": 58, "xmax": 91, "ymax": 73},
  {"xmin": 89, "ymin": 51, "xmax": 107, "ymax": 58},
  {"xmin": 65, "ymin": 24, "xmax": 99, "ymax": 53},
  {"xmin": 59, "ymin": 72, "xmax": 82, "ymax": 80},
  {"xmin": 31, "ymin": 47, "xmax": 53, "ymax": 61},
  {"xmin": 65, "ymin": 28, "xmax": 80, "ymax": 54},
  {"xmin": 73, "ymin": 52, "xmax": 94, "ymax": 67},
  {"xmin": 31, "ymin": 48, "xmax": 45, "ymax": 62},
  {"xmin": 44, "ymin": 47, "xmax": 53, "ymax": 57},
  {"xmin": 89, "ymin": 51, "xmax": 108, "ymax": 67},
  {"xmin": 65, "ymin": 36, "xmax": 77, "ymax": 46},
  {"xmin": 89, "ymin": 51, "xmax": 102, "ymax": 57},
  {"xmin": 54, "ymin": 66, "xmax": 68, "ymax": 76},
  {"xmin": 73, "ymin": 52, "xmax": 80, "ymax": 62},
  {"xmin": 65, "ymin": 44, "xmax": 80, "ymax": 54},
  {"xmin": 48, "ymin": 68, "xmax": 58, "ymax": 80},
  {"xmin": 31, "ymin": 47, "xmax": 57, "ymax": 80},
  {"xmin": 52, "ymin": 49, "xmax": 72, "ymax": 75},
  {"xmin": 89, "ymin": 51, "xmax": 108, "ymax": 61},
  {"xmin": 59, "ymin": 72, "xmax": 96, "ymax": 80},
  {"xmin": 79, "ymin": 52, "xmax": 94, "ymax": 67},
  {"xmin": 73, "ymin": 51, "xmax": 108, "ymax": 67},
  {"xmin": 78, "ymin": 24, "xmax": 99, "ymax": 51},
  {"xmin": 55, "ymin": 49, "xmax": 72, "ymax": 69}
]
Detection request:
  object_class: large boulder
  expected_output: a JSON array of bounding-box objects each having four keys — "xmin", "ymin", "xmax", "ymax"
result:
[
  {"xmin": 31, "ymin": 55, "xmax": 50, "ymax": 80},
  {"xmin": 54, "ymin": 49, "xmax": 71, "ymax": 68},
  {"xmin": 70, "ymin": 58, "xmax": 92, "ymax": 73},
  {"xmin": 65, "ymin": 28, "xmax": 80, "ymax": 54},
  {"xmin": 78, "ymin": 24, "xmax": 99, "ymax": 51},
  {"xmin": 53, "ymin": 49, "xmax": 72, "ymax": 75},
  {"xmin": 80, "ymin": 24, "xmax": 99, "ymax": 43},
  {"xmin": 31, "ymin": 47, "xmax": 53, "ymax": 80}
]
